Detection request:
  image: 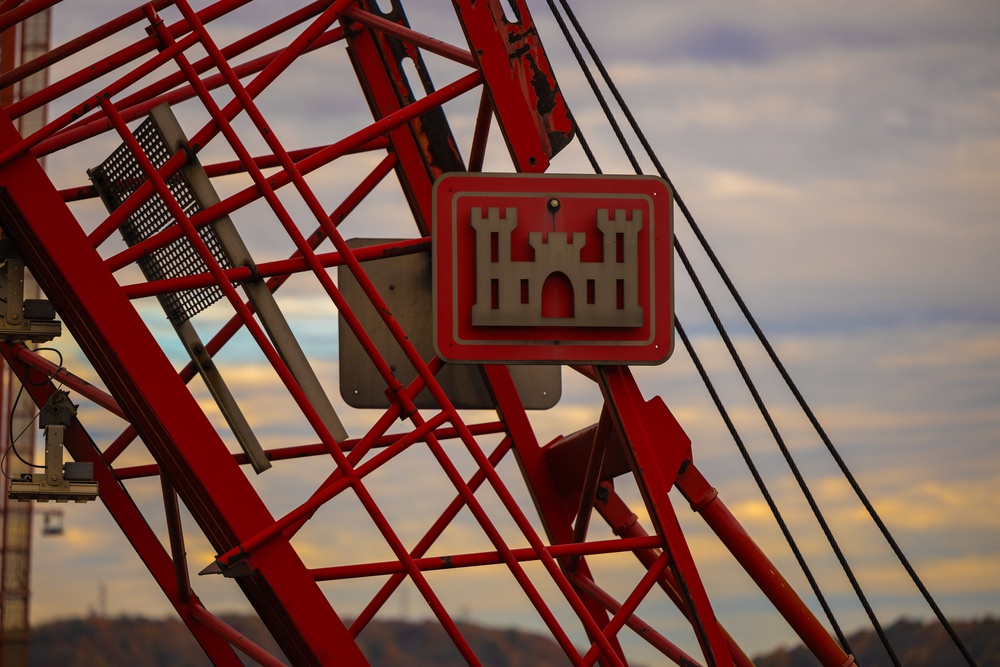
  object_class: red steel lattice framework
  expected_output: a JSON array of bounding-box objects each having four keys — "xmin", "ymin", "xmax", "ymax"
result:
[{"xmin": 0, "ymin": 2, "xmax": 854, "ymax": 665}]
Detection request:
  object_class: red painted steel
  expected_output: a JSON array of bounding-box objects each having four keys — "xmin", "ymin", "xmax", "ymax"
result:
[
  {"xmin": 312, "ymin": 535, "xmax": 663, "ymax": 581},
  {"xmin": 595, "ymin": 482, "xmax": 761, "ymax": 667},
  {"xmin": 343, "ymin": 0, "xmax": 467, "ymax": 233},
  {"xmin": 5, "ymin": 343, "xmax": 123, "ymax": 418},
  {"xmin": 187, "ymin": 604, "xmax": 288, "ymax": 667},
  {"xmin": 483, "ymin": 364, "xmax": 628, "ymax": 664},
  {"xmin": 580, "ymin": 551, "xmax": 671, "ymax": 667},
  {"xmin": 452, "ymin": 0, "xmax": 575, "ymax": 172},
  {"xmin": 343, "ymin": 7, "xmax": 476, "ymax": 68},
  {"xmin": 98, "ymin": 70, "xmax": 481, "ymax": 271},
  {"xmin": 0, "ymin": 3, "xmax": 856, "ymax": 665},
  {"xmin": 0, "ymin": 354, "xmax": 32, "ymax": 667},
  {"xmin": 566, "ymin": 407, "xmax": 613, "ymax": 573},
  {"xmin": 38, "ymin": 20, "xmax": 349, "ymax": 158},
  {"xmin": 111, "ymin": 420, "xmax": 508, "ymax": 482},
  {"xmin": 0, "ymin": 0, "xmax": 173, "ymax": 92},
  {"xmin": 0, "ymin": 348, "xmax": 248, "ymax": 666},
  {"xmin": 121, "ymin": 236, "xmax": 431, "ymax": 300},
  {"xmin": 4, "ymin": 0, "xmax": 254, "ymax": 120},
  {"xmin": 597, "ymin": 366, "xmax": 735, "ymax": 667},
  {"xmin": 675, "ymin": 464, "xmax": 854, "ymax": 667},
  {"xmin": 572, "ymin": 573, "xmax": 704, "ymax": 666},
  {"xmin": 0, "ymin": 30, "xmax": 203, "ymax": 169},
  {"xmin": 0, "ymin": 1, "xmax": 59, "ymax": 36},
  {"xmin": 434, "ymin": 172, "xmax": 674, "ymax": 364},
  {"xmin": 0, "ymin": 14, "xmax": 45, "ymax": 666},
  {"xmin": 0, "ymin": 110, "xmax": 367, "ymax": 666}
]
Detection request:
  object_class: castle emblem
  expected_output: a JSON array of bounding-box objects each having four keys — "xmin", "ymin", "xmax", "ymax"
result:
[{"xmin": 470, "ymin": 206, "xmax": 643, "ymax": 328}]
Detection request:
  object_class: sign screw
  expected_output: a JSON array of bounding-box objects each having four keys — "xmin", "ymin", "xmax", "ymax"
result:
[{"xmin": 547, "ymin": 198, "xmax": 561, "ymax": 213}]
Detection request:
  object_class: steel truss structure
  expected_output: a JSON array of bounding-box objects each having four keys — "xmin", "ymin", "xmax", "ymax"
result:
[{"xmin": 0, "ymin": 2, "xmax": 856, "ymax": 665}]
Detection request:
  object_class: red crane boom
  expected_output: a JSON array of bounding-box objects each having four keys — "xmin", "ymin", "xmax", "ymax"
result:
[{"xmin": 0, "ymin": 2, "xmax": 856, "ymax": 665}]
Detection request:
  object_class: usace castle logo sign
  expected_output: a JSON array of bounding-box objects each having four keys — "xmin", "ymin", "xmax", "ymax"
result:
[{"xmin": 433, "ymin": 173, "xmax": 674, "ymax": 365}]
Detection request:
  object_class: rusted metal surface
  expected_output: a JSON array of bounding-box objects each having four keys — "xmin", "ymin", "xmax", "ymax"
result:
[
  {"xmin": 344, "ymin": 1, "xmax": 465, "ymax": 232},
  {"xmin": 452, "ymin": 0, "xmax": 575, "ymax": 172},
  {"xmin": 0, "ymin": 2, "xmax": 858, "ymax": 665}
]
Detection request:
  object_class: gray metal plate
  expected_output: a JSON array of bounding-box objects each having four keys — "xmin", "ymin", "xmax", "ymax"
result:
[{"xmin": 338, "ymin": 239, "xmax": 560, "ymax": 410}]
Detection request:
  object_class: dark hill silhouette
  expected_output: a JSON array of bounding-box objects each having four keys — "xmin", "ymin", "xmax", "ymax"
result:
[
  {"xmin": 28, "ymin": 614, "xmax": 573, "ymax": 666},
  {"xmin": 26, "ymin": 614, "xmax": 998, "ymax": 666},
  {"xmin": 753, "ymin": 617, "xmax": 999, "ymax": 667}
]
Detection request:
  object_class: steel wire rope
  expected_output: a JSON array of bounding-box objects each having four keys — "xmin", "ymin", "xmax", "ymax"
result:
[
  {"xmin": 548, "ymin": 2, "xmax": 902, "ymax": 662},
  {"xmin": 675, "ymin": 239, "xmax": 871, "ymax": 657},
  {"xmin": 4, "ymin": 379, "xmax": 43, "ymax": 471},
  {"xmin": 543, "ymin": 5, "xmax": 747, "ymax": 665},
  {"xmin": 550, "ymin": 3, "xmax": 979, "ymax": 666},
  {"xmin": 568, "ymin": 110, "xmax": 601, "ymax": 174},
  {"xmin": 673, "ymin": 317, "xmax": 851, "ymax": 650},
  {"xmin": 541, "ymin": 1, "xmax": 939, "ymax": 663},
  {"xmin": 4, "ymin": 347, "xmax": 65, "ymax": 473},
  {"xmin": 544, "ymin": 0, "xmax": 852, "ymax": 652}
]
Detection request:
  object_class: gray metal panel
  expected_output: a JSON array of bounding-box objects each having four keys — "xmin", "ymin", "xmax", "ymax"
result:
[
  {"xmin": 89, "ymin": 107, "xmax": 270, "ymax": 473},
  {"xmin": 338, "ymin": 239, "xmax": 560, "ymax": 410},
  {"xmin": 149, "ymin": 103, "xmax": 348, "ymax": 448}
]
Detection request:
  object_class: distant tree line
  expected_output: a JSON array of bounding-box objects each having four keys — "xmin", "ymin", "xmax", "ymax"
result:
[
  {"xmin": 28, "ymin": 614, "xmax": 998, "ymax": 666},
  {"xmin": 754, "ymin": 617, "xmax": 999, "ymax": 667}
]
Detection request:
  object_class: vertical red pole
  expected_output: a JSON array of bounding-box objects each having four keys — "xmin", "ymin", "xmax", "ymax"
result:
[{"xmin": 0, "ymin": 20, "xmax": 19, "ymax": 663}]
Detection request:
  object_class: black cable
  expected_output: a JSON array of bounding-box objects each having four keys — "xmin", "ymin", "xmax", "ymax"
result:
[
  {"xmin": 692, "ymin": 236, "xmax": 980, "ymax": 665},
  {"xmin": 551, "ymin": 4, "xmax": 782, "ymax": 662},
  {"xmin": 0, "ymin": 441, "xmax": 12, "ymax": 478},
  {"xmin": 675, "ymin": 317, "xmax": 852, "ymax": 651},
  {"xmin": 551, "ymin": 2, "xmax": 857, "ymax": 651},
  {"xmin": 567, "ymin": 110, "xmax": 602, "ymax": 174},
  {"xmin": 6, "ymin": 347, "xmax": 65, "ymax": 472},
  {"xmin": 8, "ymin": 379, "xmax": 43, "ymax": 470},
  {"xmin": 545, "ymin": 0, "xmax": 858, "ymax": 650},
  {"xmin": 547, "ymin": 1, "xmax": 884, "ymax": 660},
  {"xmin": 544, "ymin": 1, "xmax": 926, "ymax": 662},
  {"xmin": 544, "ymin": 0, "xmax": 637, "ymax": 176},
  {"xmin": 678, "ymin": 238, "xmax": 884, "ymax": 660},
  {"xmin": 553, "ymin": 4, "xmax": 978, "ymax": 664}
]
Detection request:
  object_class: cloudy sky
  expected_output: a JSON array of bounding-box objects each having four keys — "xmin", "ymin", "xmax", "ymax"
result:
[{"xmin": 10, "ymin": 0, "xmax": 998, "ymax": 663}]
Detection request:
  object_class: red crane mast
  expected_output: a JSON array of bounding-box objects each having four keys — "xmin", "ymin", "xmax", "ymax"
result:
[{"xmin": 0, "ymin": 2, "xmax": 898, "ymax": 665}]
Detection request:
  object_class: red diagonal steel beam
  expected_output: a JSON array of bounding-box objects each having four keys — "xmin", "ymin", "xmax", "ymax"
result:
[
  {"xmin": 3, "ymin": 342, "xmax": 123, "ymax": 418},
  {"xmin": 0, "ymin": 0, "xmax": 174, "ymax": 93},
  {"xmin": 343, "ymin": 0, "xmax": 466, "ymax": 233},
  {"xmin": 675, "ymin": 463, "xmax": 854, "ymax": 667},
  {"xmin": 572, "ymin": 573, "xmax": 704, "ymax": 667},
  {"xmin": 485, "ymin": 365, "xmax": 626, "ymax": 666},
  {"xmin": 0, "ymin": 346, "xmax": 247, "ymax": 667},
  {"xmin": 4, "ymin": 0, "xmax": 254, "ymax": 120},
  {"xmin": 36, "ymin": 0, "xmax": 338, "ymax": 156},
  {"xmin": 0, "ymin": 109, "xmax": 368, "ymax": 667},
  {"xmin": 596, "ymin": 482, "xmax": 756, "ymax": 667},
  {"xmin": 451, "ymin": 0, "xmax": 575, "ymax": 172},
  {"xmin": 597, "ymin": 365, "xmax": 735, "ymax": 667}
]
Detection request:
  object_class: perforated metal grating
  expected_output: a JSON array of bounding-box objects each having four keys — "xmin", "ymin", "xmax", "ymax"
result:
[{"xmin": 89, "ymin": 116, "xmax": 232, "ymax": 325}]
